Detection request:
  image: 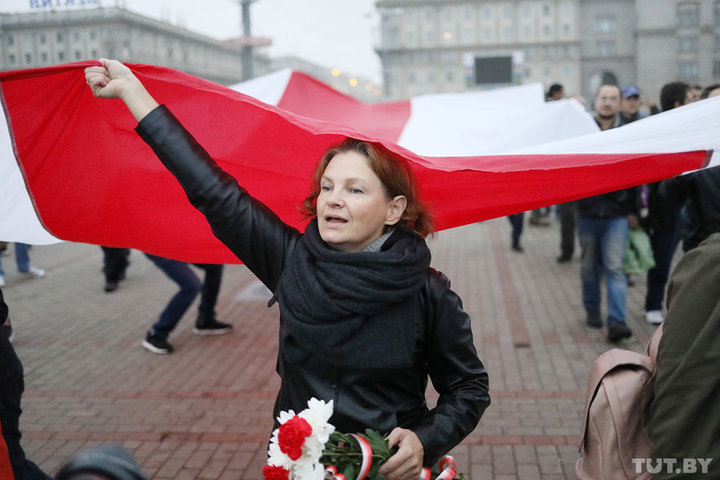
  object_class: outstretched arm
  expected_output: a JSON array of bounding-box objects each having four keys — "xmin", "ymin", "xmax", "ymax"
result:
[{"xmin": 85, "ymin": 59, "xmax": 158, "ymax": 122}]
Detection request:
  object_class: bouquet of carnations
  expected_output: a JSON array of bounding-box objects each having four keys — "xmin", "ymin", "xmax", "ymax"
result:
[{"xmin": 263, "ymin": 398, "xmax": 465, "ymax": 480}]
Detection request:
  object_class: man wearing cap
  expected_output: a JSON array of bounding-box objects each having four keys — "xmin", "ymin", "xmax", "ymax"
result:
[{"xmin": 618, "ymin": 84, "xmax": 649, "ymax": 126}]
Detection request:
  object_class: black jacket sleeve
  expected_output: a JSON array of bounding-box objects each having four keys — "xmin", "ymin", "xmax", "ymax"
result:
[
  {"xmin": 414, "ymin": 271, "xmax": 491, "ymax": 464},
  {"xmin": 135, "ymin": 105, "xmax": 300, "ymax": 291}
]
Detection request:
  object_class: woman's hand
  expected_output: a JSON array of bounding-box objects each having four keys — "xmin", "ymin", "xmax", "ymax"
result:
[
  {"xmin": 378, "ymin": 428, "xmax": 424, "ymax": 480},
  {"xmin": 84, "ymin": 59, "xmax": 158, "ymax": 122}
]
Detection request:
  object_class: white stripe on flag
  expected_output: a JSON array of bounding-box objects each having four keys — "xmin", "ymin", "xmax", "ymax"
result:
[{"xmin": 0, "ymin": 104, "xmax": 60, "ymax": 244}]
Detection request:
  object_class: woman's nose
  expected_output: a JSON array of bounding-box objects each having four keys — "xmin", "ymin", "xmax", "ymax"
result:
[{"xmin": 326, "ymin": 189, "xmax": 343, "ymax": 207}]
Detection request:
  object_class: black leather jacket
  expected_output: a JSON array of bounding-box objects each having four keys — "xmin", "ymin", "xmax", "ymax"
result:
[{"xmin": 135, "ymin": 105, "xmax": 491, "ymax": 464}]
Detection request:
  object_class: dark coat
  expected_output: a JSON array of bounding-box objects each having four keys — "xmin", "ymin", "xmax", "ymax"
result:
[{"xmin": 135, "ymin": 106, "xmax": 491, "ymax": 465}]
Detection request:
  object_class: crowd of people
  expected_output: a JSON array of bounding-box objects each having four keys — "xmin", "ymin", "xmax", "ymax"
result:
[{"xmin": 508, "ymin": 79, "xmax": 719, "ymax": 345}]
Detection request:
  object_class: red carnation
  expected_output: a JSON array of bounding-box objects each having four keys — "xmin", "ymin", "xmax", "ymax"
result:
[
  {"xmin": 278, "ymin": 415, "xmax": 313, "ymax": 460},
  {"xmin": 263, "ymin": 464, "xmax": 290, "ymax": 480}
]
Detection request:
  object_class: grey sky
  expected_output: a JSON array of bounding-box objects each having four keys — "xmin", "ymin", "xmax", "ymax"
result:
[{"xmin": 2, "ymin": 0, "xmax": 382, "ymax": 82}]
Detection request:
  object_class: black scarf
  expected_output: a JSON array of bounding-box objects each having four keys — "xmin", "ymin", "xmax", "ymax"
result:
[{"xmin": 274, "ymin": 219, "xmax": 431, "ymax": 369}]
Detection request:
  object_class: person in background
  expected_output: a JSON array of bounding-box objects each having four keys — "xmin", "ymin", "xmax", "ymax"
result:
[
  {"xmin": 576, "ymin": 84, "xmax": 639, "ymax": 342},
  {"xmin": 639, "ymin": 81, "xmax": 692, "ymax": 325},
  {"xmin": 701, "ymin": 84, "xmax": 720, "ymax": 99},
  {"xmin": 0, "ymin": 243, "xmax": 45, "ymax": 287},
  {"xmin": 618, "ymin": 84, "xmax": 649, "ymax": 126},
  {"xmin": 0, "ymin": 288, "xmax": 53, "ymax": 480},
  {"xmin": 142, "ymin": 256, "xmax": 230, "ymax": 354},
  {"xmin": 688, "ymin": 84, "xmax": 702, "ymax": 103},
  {"xmin": 507, "ymin": 212, "xmax": 525, "ymax": 252},
  {"xmin": 101, "ymin": 246, "xmax": 130, "ymax": 293}
]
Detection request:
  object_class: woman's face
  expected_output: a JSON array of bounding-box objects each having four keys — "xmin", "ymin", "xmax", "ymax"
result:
[{"xmin": 317, "ymin": 151, "xmax": 406, "ymax": 252}]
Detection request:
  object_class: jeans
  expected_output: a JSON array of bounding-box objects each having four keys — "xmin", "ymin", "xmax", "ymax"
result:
[
  {"xmin": 144, "ymin": 254, "xmax": 224, "ymax": 339},
  {"xmin": 577, "ymin": 216, "xmax": 629, "ymax": 326},
  {"xmin": 0, "ymin": 243, "xmax": 31, "ymax": 276},
  {"xmin": 645, "ymin": 228, "xmax": 680, "ymax": 312}
]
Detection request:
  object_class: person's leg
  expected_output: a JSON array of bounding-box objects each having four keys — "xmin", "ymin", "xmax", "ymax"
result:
[
  {"xmin": 144, "ymin": 254, "xmax": 201, "ymax": 339},
  {"xmin": 601, "ymin": 217, "xmax": 632, "ymax": 341},
  {"xmin": 507, "ymin": 213, "xmax": 524, "ymax": 251},
  {"xmin": 558, "ymin": 201, "xmax": 575, "ymax": 261},
  {"xmin": 14, "ymin": 243, "xmax": 30, "ymax": 273},
  {"xmin": 193, "ymin": 264, "xmax": 232, "ymax": 334},
  {"xmin": 196, "ymin": 264, "xmax": 223, "ymax": 319},
  {"xmin": 644, "ymin": 228, "xmax": 680, "ymax": 315},
  {"xmin": 102, "ymin": 247, "xmax": 130, "ymax": 292},
  {"xmin": 578, "ymin": 216, "xmax": 602, "ymax": 326}
]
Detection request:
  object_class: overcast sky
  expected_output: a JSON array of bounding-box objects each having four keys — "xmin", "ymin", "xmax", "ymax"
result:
[{"xmin": 2, "ymin": 0, "xmax": 382, "ymax": 82}]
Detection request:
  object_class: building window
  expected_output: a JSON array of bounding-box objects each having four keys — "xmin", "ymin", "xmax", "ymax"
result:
[
  {"xmin": 408, "ymin": 72, "xmax": 416, "ymax": 84},
  {"xmin": 75, "ymin": 50, "xmax": 82, "ymax": 60},
  {"xmin": 678, "ymin": 61, "xmax": 699, "ymax": 78},
  {"xmin": 57, "ymin": 32, "xmax": 63, "ymax": 42},
  {"xmin": 594, "ymin": 15, "xmax": 617, "ymax": 33},
  {"xmin": 522, "ymin": 5, "xmax": 531, "ymax": 17},
  {"xmin": 542, "ymin": 4, "xmax": 551, "ymax": 16},
  {"xmin": 677, "ymin": 36, "xmax": 699, "ymax": 52},
  {"xmin": 447, "ymin": 70, "xmax": 454, "ymax": 82},
  {"xmin": 428, "ymin": 71, "xmax": 435, "ymax": 83},
  {"xmin": 58, "ymin": 51, "xmax": 65, "ymax": 61},
  {"xmin": 92, "ymin": 48, "xmax": 98, "ymax": 58},
  {"xmin": 677, "ymin": 2, "xmax": 700, "ymax": 27},
  {"xmin": 483, "ymin": 7, "xmax": 492, "ymax": 19},
  {"xmin": 444, "ymin": 8, "xmax": 453, "ymax": 21},
  {"xmin": 523, "ymin": 25, "xmax": 532, "ymax": 38},
  {"xmin": 8, "ymin": 35, "xmax": 14, "ymax": 46},
  {"xmin": 25, "ymin": 53, "xmax": 32, "ymax": 64},
  {"xmin": 543, "ymin": 25, "xmax": 552, "ymax": 36},
  {"xmin": 504, "ymin": 5, "xmax": 512, "ymax": 18},
  {"xmin": 714, "ymin": 60, "xmax": 720, "ymax": 76},
  {"xmin": 90, "ymin": 31, "xmax": 96, "ymax": 40},
  {"xmin": 597, "ymin": 40, "xmax": 617, "ymax": 56},
  {"xmin": 425, "ymin": 8, "xmax": 433, "ymax": 22},
  {"xmin": 40, "ymin": 33, "xmax": 46, "ymax": 44},
  {"xmin": 562, "ymin": 24, "xmax": 571, "ymax": 36},
  {"xmin": 41, "ymin": 52, "xmax": 48, "ymax": 62},
  {"xmin": 73, "ymin": 31, "xmax": 80, "ymax": 41},
  {"xmin": 715, "ymin": 34, "xmax": 720, "ymax": 50},
  {"xmin": 464, "ymin": 7, "xmax": 474, "ymax": 21},
  {"xmin": 425, "ymin": 31, "xmax": 434, "ymax": 43},
  {"xmin": 715, "ymin": 1, "xmax": 720, "ymax": 25},
  {"xmin": 9, "ymin": 54, "xmax": 16, "ymax": 64}
]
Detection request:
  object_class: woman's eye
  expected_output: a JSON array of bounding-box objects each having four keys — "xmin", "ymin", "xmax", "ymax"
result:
[
  {"xmin": 350, "ymin": 188, "xmax": 364, "ymax": 194},
  {"xmin": 321, "ymin": 185, "xmax": 332, "ymax": 192}
]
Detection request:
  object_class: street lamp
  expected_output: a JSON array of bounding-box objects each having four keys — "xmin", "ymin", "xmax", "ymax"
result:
[{"xmin": 232, "ymin": 0, "xmax": 259, "ymax": 80}]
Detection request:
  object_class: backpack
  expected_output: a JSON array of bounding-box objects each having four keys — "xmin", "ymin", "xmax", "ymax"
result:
[{"xmin": 576, "ymin": 325, "xmax": 663, "ymax": 480}]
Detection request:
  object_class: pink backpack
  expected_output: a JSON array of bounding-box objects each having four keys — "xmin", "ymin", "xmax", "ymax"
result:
[{"xmin": 576, "ymin": 325, "xmax": 663, "ymax": 480}]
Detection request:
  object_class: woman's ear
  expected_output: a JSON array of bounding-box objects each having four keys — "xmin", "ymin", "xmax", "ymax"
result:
[{"xmin": 385, "ymin": 195, "xmax": 408, "ymax": 225}]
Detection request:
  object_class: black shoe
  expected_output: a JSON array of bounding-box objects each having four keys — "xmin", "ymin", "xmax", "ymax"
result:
[
  {"xmin": 142, "ymin": 331, "xmax": 174, "ymax": 354},
  {"xmin": 607, "ymin": 323, "xmax": 633, "ymax": 343},
  {"xmin": 193, "ymin": 318, "xmax": 233, "ymax": 336},
  {"xmin": 556, "ymin": 254, "xmax": 572, "ymax": 263},
  {"xmin": 104, "ymin": 281, "xmax": 119, "ymax": 293},
  {"xmin": 586, "ymin": 311, "xmax": 602, "ymax": 329},
  {"xmin": 511, "ymin": 244, "xmax": 524, "ymax": 252}
]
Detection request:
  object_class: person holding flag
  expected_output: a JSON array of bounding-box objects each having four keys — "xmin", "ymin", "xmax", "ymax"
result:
[{"xmin": 84, "ymin": 59, "xmax": 490, "ymax": 480}]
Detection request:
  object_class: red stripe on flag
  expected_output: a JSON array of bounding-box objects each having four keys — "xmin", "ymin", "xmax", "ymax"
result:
[{"xmin": 277, "ymin": 71, "xmax": 411, "ymax": 142}]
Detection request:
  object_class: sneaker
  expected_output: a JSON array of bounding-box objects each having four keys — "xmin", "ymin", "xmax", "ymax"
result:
[
  {"xmin": 193, "ymin": 318, "xmax": 233, "ymax": 336},
  {"xmin": 586, "ymin": 311, "xmax": 602, "ymax": 329},
  {"xmin": 0, "ymin": 274, "xmax": 5, "ymax": 287},
  {"xmin": 645, "ymin": 310, "xmax": 664, "ymax": 325},
  {"xmin": 21, "ymin": 266, "xmax": 45, "ymax": 279},
  {"xmin": 607, "ymin": 323, "xmax": 633, "ymax": 343},
  {"xmin": 142, "ymin": 331, "xmax": 174, "ymax": 354},
  {"xmin": 104, "ymin": 281, "xmax": 119, "ymax": 293}
]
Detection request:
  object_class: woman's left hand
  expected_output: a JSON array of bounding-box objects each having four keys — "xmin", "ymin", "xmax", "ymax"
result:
[{"xmin": 378, "ymin": 428, "xmax": 424, "ymax": 480}]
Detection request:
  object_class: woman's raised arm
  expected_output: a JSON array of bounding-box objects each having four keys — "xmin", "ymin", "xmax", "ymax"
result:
[{"xmin": 85, "ymin": 58, "xmax": 158, "ymax": 122}]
